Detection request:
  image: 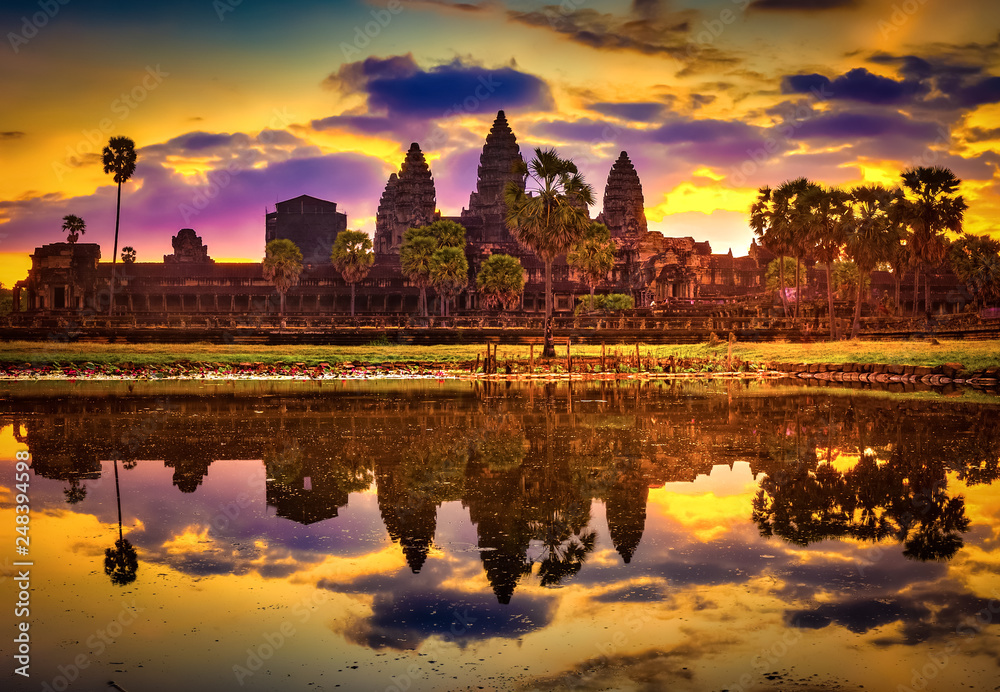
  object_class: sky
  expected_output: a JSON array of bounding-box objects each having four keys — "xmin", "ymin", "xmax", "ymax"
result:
[{"xmin": 1, "ymin": 0, "xmax": 999, "ymax": 287}]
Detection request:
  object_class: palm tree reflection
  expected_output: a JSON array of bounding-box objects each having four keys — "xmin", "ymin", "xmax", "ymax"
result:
[{"xmin": 104, "ymin": 458, "xmax": 138, "ymax": 586}]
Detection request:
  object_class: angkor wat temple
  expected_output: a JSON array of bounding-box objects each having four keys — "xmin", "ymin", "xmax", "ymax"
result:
[{"xmin": 13, "ymin": 110, "xmax": 780, "ymax": 318}]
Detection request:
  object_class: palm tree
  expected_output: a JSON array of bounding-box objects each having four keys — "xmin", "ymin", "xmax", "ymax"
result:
[
  {"xmin": 948, "ymin": 233, "xmax": 1000, "ymax": 308},
  {"xmin": 751, "ymin": 178, "xmax": 818, "ymax": 320},
  {"xmin": 567, "ymin": 222, "xmax": 615, "ymax": 301},
  {"xmin": 505, "ymin": 148, "xmax": 594, "ymax": 358},
  {"xmin": 330, "ymin": 230, "xmax": 374, "ymax": 316},
  {"xmin": 62, "ymin": 214, "xmax": 86, "ymax": 244},
  {"xmin": 428, "ymin": 246, "xmax": 468, "ymax": 316},
  {"xmin": 844, "ymin": 184, "xmax": 904, "ymax": 338},
  {"xmin": 400, "ymin": 230, "xmax": 436, "ymax": 317},
  {"xmin": 262, "ymin": 238, "xmax": 303, "ymax": 315},
  {"xmin": 121, "ymin": 246, "xmax": 136, "ymax": 264},
  {"xmin": 900, "ymin": 166, "xmax": 967, "ymax": 317},
  {"xmin": 750, "ymin": 187, "xmax": 792, "ymax": 317},
  {"xmin": 800, "ymin": 186, "xmax": 851, "ymax": 339},
  {"xmin": 102, "ymin": 136, "xmax": 137, "ymax": 317},
  {"xmin": 476, "ymin": 253, "xmax": 525, "ymax": 311}
]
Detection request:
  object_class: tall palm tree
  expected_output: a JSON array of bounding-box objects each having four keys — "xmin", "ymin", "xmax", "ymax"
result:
[
  {"xmin": 567, "ymin": 222, "xmax": 615, "ymax": 301},
  {"xmin": 800, "ymin": 186, "xmax": 851, "ymax": 339},
  {"xmin": 845, "ymin": 184, "xmax": 904, "ymax": 338},
  {"xmin": 428, "ymin": 246, "xmax": 468, "ymax": 316},
  {"xmin": 330, "ymin": 230, "xmax": 374, "ymax": 316},
  {"xmin": 900, "ymin": 166, "xmax": 967, "ymax": 317},
  {"xmin": 62, "ymin": 214, "xmax": 86, "ymax": 244},
  {"xmin": 750, "ymin": 186, "xmax": 794, "ymax": 317},
  {"xmin": 399, "ymin": 230, "xmax": 436, "ymax": 317},
  {"xmin": 102, "ymin": 136, "xmax": 137, "ymax": 317},
  {"xmin": 262, "ymin": 238, "xmax": 303, "ymax": 315},
  {"xmin": 505, "ymin": 148, "xmax": 594, "ymax": 358}
]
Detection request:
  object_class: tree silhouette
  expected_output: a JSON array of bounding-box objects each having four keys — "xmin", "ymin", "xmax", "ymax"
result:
[
  {"xmin": 900, "ymin": 166, "xmax": 967, "ymax": 316},
  {"xmin": 428, "ymin": 246, "xmax": 468, "ymax": 316},
  {"xmin": 102, "ymin": 136, "xmax": 137, "ymax": 317},
  {"xmin": 568, "ymin": 222, "xmax": 615, "ymax": 301},
  {"xmin": 262, "ymin": 238, "xmax": 303, "ymax": 315},
  {"xmin": 121, "ymin": 246, "xmax": 136, "ymax": 264},
  {"xmin": 330, "ymin": 230, "xmax": 374, "ymax": 316},
  {"xmin": 104, "ymin": 459, "xmax": 138, "ymax": 586},
  {"xmin": 62, "ymin": 214, "xmax": 86, "ymax": 244}
]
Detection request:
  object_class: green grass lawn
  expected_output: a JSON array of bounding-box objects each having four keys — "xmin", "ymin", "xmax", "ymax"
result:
[{"xmin": 2, "ymin": 339, "xmax": 999, "ymax": 371}]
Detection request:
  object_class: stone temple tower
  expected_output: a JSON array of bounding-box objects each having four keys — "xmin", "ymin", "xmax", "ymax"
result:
[
  {"xmin": 374, "ymin": 143, "xmax": 437, "ymax": 255},
  {"xmin": 599, "ymin": 151, "xmax": 648, "ymax": 243},
  {"xmin": 461, "ymin": 110, "xmax": 526, "ymax": 245}
]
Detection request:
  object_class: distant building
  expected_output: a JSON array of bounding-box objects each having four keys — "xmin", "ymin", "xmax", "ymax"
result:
[{"xmin": 265, "ymin": 195, "xmax": 347, "ymax": 265}]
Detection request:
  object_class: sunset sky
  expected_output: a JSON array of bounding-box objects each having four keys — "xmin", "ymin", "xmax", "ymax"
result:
[{"xmin": 2, "ymin": 0, "xmax": 999, "ymax": 287}]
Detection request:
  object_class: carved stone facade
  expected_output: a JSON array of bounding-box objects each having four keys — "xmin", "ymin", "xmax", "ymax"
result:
[
  {"xmin": 164, "ymin": 228, "xmax": 214, "ymax": 264},
  {"xmin": 374, "ymin": 143, "xmax": 437, "ymax": 255}
]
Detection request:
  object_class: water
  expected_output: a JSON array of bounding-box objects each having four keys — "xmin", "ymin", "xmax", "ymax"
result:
[{"xmin": 2, "ymin": 379, "xmax": 999, "ymax": 691}]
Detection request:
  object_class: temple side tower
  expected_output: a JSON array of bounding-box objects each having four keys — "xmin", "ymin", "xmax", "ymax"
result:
[
  {"xmin": 598, "ymin": 151, "xmax": 647, "ymax": 242},
  {"xmin": 374, "ymin": 143, "xmax": 437, "ymax": 255}
]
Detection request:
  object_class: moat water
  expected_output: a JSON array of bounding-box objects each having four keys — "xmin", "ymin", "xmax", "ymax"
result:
[{"xmin": 2, "ymin": 379, "xmax": 999, "ymax": 691}]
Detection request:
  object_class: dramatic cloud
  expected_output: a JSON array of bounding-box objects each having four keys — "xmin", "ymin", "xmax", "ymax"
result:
[
  {"xmin": 791, "ymin": 111, "xmax": 941, "ymax": 141},
  {"xmin": 324, "ymin": 55, "xmax": 553, "ymax": 119},
  {"xmin": 782, "ymin": 68, "xmax": 928, "ymax": 104},
  {"xmin": 587, "ymin": 102, "xmax": 666, "ymax": 122},
  {"xmin": 506, "ymin": 5, "xmax": 696, "ymax": 58}
]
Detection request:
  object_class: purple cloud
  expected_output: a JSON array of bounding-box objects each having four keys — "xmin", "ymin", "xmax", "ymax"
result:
[{"xmin": 782, "ymin": 68, "xmax": 928, "ymax": 105}]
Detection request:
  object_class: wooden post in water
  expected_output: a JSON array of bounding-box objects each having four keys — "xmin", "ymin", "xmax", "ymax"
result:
[{"xmin": 474, "ymin": 353, "xmax": 480, "ymax": 374}]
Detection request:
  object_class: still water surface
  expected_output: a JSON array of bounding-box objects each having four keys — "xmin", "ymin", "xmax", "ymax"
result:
[{"xmin": 2, "ymin": 379, "xmax": 999, "ymax": 692}]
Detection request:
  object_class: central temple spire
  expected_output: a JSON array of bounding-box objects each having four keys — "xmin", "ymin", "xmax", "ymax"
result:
[{"xmin": 462, "ymin": 110, "xmax": 525, "ymax": 243}]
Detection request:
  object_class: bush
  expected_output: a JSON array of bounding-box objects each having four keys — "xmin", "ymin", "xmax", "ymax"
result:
[{"xmin": 574, "ymin": 293, "xmax": 635, "ymax": 315}]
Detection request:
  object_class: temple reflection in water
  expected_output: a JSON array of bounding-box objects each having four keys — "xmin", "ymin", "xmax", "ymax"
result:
[{"xmin": 9, "ymin": 379, "xmax": 1000, "ymax": 605}]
